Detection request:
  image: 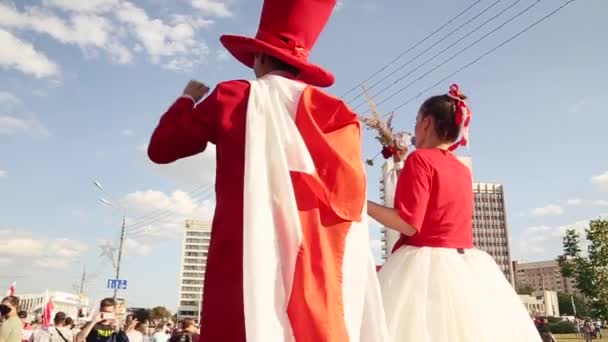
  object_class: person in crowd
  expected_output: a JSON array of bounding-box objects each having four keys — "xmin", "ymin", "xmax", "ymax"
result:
[
  {"xmin": 594, "ymin": 320, "xmax": 603, "ymax": 339},
  {"xmin": 17, "ymin": 312, "xmax": 32, "ymax": 342},
  {"xmin": 124, "ymin": 315, "xmax": 142, "ymax": 342},
  {"xmin": 367, "ymin": 84, "xmax": 542, "ymax": 341},
  {"xmin": 28, "ymin": 317, "xmax": 48, "ymax": 342},
  {"xmin": 75, "ymin": 298, "xmax": 130, "ymax": 342},
  {"xmin": 168, "ymin": 320, "xmax": 197, "ymax": 342},
  {"xmin": 63, "ymin": 318, "xmax": 78, "ymax": 338},
  {"xmin": 537, "ymin": 318, "xmax": 556, "ymax": 342},
  {"xmin": 48, "ymin": 312, "xmax": 73, "ymax": 342},
  {"xmin": 150, "ymin": 324, "xmax": 169, "ymax": 342},
  {"xmin": 0, "ymin": 296, "xmax": 23, "ymax": 342},
  {"xmin": 583, "ymin": 320, "xmax": 594, "ymax": 342},
  {"xmin": 135, "ymin": 323, "xmax": 148, "ymax": 342}
]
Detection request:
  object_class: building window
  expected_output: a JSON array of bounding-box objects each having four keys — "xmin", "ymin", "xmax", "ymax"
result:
[{"xmin": 180, "ymin": 301, "xmax": 198, "ymax": 306}]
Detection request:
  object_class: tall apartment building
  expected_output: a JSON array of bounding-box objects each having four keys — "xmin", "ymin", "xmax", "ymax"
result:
[
  {"xmin": 513, "ymin": 260, "xmax": 579, "ymax": 295},
  {"xmin": 473, "ymin": 182, "xmax": 514, "ymax": 285},
  {"xmin": 379, "ymin": 159, "xmax": 400, "ymax": 261},
  {"xmin": 177, "ymin": 219, "xmax": 212, "ymax": 323}
]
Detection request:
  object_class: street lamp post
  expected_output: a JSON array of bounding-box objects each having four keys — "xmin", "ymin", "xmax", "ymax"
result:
[
  {"xmin": 94, "ymin": 180, "xmax": 127, "ymax": 301},
  {"xmin": 113, "ymin": 215, "xmax": 126, "ymax": 301}
]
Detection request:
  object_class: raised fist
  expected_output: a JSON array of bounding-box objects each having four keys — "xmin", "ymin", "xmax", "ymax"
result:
[{"xmin": 183, "ymin": 80, "xmax": 210, "ymax": 103}]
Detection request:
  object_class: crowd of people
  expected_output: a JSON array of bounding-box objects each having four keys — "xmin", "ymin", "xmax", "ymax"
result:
[
  {"xmin": 577, "ymin": 319, "xmax": 604, "ymax": 341},
  {"xmin": 0, "ymin": 297, "xmax": 200, "ymax": 342},
  {"xmin": 3, "ymin": 294, "xmax": 607, "ymax": 342},
  {"xmin": 532, "ymin": 316, "xmax": 605, "ymax": 342}
]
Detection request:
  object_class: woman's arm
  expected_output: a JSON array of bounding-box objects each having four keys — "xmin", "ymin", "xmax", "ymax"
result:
[{"xmin": 367, "ymin": 200, "xmax": 417, "ymax": 236}]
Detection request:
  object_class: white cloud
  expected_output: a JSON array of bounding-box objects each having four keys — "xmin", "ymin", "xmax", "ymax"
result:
[
  {"xmin": 592, "ymin": 200, "xmax": 608, "ymax": 207},
  {"xmin": 0, "ymin": 229, "xmax": 88, "ymax": 269},
  {"xmin": 122, "ymin": 129, "xmax": 133, "ymax": 136},
  {"xmin": 136, "ymin": 143, "xmax": 216, "ymax": 186},
  {"xmin": 43, "ymin": 0, "xmax": 120, "ymax": 13},
  {"xmin": 531, "ymin": 204, "xmax": 563, "ymax": 217},
  {"xmin": 511, "ymin": 219, "xmax": 591, "ymax": 260},
  {"xmin": 566, "ymin": 198, "xmax": 582, "ymax": 205},
  {"xmin": 0, "ymin": 169, "xmax": 7, "ymax": 178},
  {"xmin": 0, "ymin": 115, "xmax": 49, "ymax": 136},
  {"xmin": 0, "ymin": 29, "xmax": 60, "ymax": 78},
  {"xmin": 119, "ymin": 189, "xmax": 214, "ymax": 242},
  {"xmin": 591, "ymin": 171, "xmax": 608, "ymax": 191},
  {"xmin": 0, "ymin": 92, "xmax": 49, "ymax": 137},
  {"xmin": 0, "ymin": 91, "xmax": 19, "ymax": 104},
  {"xmin": 93, "ymin": 188, "xmax": 214, "ymax": 257},
  {"xmin": 97, "ymin": 237, "xmax": 151, "ymax": 257},
  {"xmin": 190, "ymin": 0, "xmax": 233, "ymax": 18},
  {"xmin": 115, "ymin": 2, "xmax": 210, "ymax": 70},
  {"xmin": 0, "ymin": 1, "xmax": 218, "ymax": 74},
  {"xmin": 0, "ymin": 2, "xmax": 131, "ymax": 64}
]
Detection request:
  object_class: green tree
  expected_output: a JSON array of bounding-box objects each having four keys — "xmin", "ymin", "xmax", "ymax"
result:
[
  {"xmin": 517, "ymin": 284, "xmax": 535, "ymax": 295},
  {"xmin": 150, "ymin": 306, "xmax": 172, "ymax": 321},
  {"xmin": 558, "ymin": 219, "xmax": 608, "ymax": 319},
  {"xmin": 557, "ymin": 292, "xmax": 591, "ymax": 317}
]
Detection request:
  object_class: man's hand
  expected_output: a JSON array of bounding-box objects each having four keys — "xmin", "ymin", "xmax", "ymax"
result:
[
  {"xmin": 94, "ymin": 312, "xmax": 104, "ymax": 323},
  {"xmin": 183, "ymin": 80, "xmax": 210, "ymax": 103}
]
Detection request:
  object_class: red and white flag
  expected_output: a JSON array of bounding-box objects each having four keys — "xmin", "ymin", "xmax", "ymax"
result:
[
  {"xmin": 43, "ymin": 295, "xmax": 54, "ymax": 327},
  {"xmin": 241, "ymin": 75, "xmax": 388, "ymax": 341},
  {"xmin": 5, "ymin": 282, "xmax": 15, "ymax": 296}
]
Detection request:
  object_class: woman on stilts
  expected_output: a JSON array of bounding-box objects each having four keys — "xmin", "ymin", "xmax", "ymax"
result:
[{"xmin": 367, "ymin": 84, "xmax": 541, "ymax": 341}]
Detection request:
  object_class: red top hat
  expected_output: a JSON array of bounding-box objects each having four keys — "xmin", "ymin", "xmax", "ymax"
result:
[{"xmin": 220, "ymin": 0, "xmax": 336, "ymax": 87}]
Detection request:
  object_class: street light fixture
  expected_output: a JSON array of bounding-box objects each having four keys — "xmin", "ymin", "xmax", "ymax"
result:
[{"xmin": 93, "ymin": 180, "xmax": 127, "ymax": 302}]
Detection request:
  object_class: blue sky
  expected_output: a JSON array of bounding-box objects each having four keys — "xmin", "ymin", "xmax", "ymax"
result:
[{"xmin": 1, "ymin": 0, "xmax": 607, "ymax": 310}]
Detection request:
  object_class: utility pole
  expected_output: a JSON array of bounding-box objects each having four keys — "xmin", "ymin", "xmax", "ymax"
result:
[
  {"xmin": 114, "ymin": 215, "xmax": 126, "ymax": 301},
  {"xmin": 79, "ymin": 266, "xmax": 86, "ymax": 295}
]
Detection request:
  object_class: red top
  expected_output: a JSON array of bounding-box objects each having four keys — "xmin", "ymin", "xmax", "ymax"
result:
[
  {"xmin": 149, "ymin": 80, "xmax": 251, "ymax": 341},
  {"xmin": 392, "ymin": 148, "xmax": 474, "ymax": 252}
]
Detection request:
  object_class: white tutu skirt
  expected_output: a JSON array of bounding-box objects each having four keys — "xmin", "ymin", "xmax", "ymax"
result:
[{"xmin": 378, "ymin": 246, "xmax": 542, "ymax": 342}]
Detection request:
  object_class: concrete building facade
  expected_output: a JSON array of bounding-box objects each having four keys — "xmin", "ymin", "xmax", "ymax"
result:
[
  {"xmin": 177, "ymin": 219, "xmax": 212, "ymax": 323},
  {"xmin": 379, "ymin": 159, "xmax": 401, "ymax": 261},
  {"xmin": 519, "ymin": 290, "xmax": 560, "ymax": 317},
  {"xmin": 472, "ymin": 182, "xmax": 515, "ymax": 285},
  {"xmin": 513, "ymin": 260, "xmax": 579, "ymax": 295},
  {"xmin": 18, "ymin": 291, "xmax": 89, "ymax": 320}
]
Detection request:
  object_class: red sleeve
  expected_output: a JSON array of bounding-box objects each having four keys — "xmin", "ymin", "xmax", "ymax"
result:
[
  {"xmin": 394, "ymin": 151, "xmax": 433, "ymax": 231},
  {"xmin": 147, "ymin": 80, "xmax": 249, "ymax": 164}
]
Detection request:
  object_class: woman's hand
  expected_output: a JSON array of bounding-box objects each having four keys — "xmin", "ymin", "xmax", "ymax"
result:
[{"xmin": 392, "ymin": 147, "xmax": 408, "ymax": 163}]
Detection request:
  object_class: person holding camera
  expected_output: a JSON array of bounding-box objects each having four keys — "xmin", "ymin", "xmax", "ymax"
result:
[
  {"xmin": 75, "ymin": 299, "xmax": 130, "ymax": 342},
  {"xmin": 0, "ymin": 296, "xmax": 23, "ymax": 342}
]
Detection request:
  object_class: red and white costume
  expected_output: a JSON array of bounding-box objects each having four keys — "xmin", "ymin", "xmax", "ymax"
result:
[
  {"xmin": 378, "ymin": 90, "xmax": 540, "ymax": 341},
  {"xmin": 148, "ymin": 0, "xmax": 387, "ymax": 341}
]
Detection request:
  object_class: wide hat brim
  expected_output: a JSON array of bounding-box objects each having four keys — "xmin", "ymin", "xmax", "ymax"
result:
[{"xmin": 220, "ymin": 34, "xmax": 335, "ymax": 88}]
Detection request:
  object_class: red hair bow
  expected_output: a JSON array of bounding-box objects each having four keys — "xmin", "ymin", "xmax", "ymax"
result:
[{"xmin": 447, "ymin": 84, "xmax": 472, "ymax": 151}]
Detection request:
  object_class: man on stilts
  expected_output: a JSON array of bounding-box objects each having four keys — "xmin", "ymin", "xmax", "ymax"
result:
[{"xmin": 147, "ymin": 0, "xmax": 387, "ymax": 340}]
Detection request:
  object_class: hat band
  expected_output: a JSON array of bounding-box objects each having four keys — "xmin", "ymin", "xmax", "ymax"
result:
[{"xmin": 256, "ymin": 30, "xmax": 310, "ymax": 58}]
